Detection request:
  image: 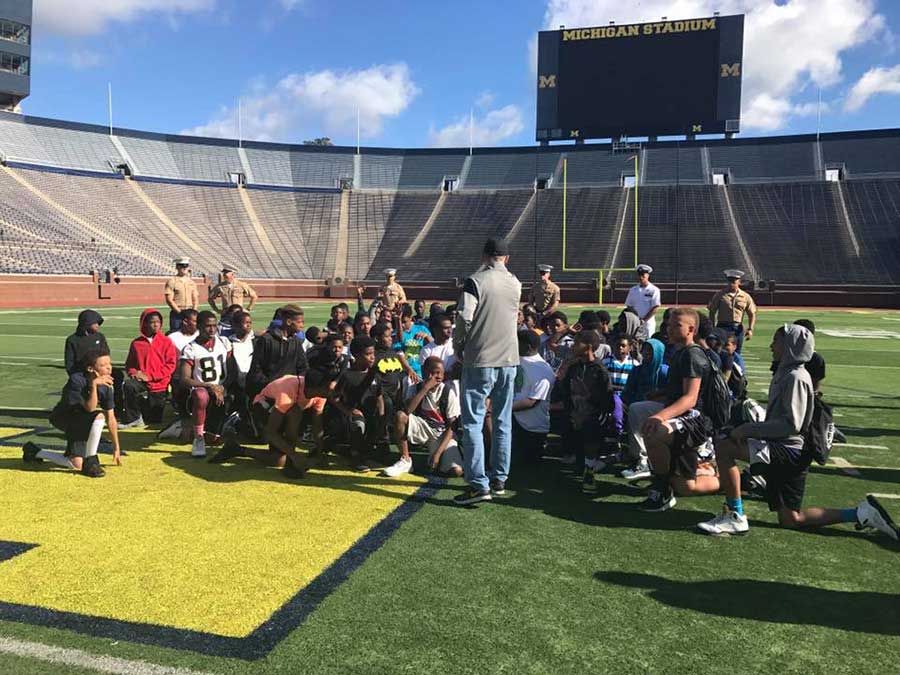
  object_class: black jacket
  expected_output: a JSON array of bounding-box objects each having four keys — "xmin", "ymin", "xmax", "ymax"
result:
[
  {"xmin": 246, "ymin": 327, "xmax": 308, "ymax": 397},
  {"xmin": 64, "ymin": 310, "xmax": 110, "ymax": 374}
]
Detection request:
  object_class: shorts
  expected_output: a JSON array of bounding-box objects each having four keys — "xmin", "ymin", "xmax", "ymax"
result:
[
  {"xmin": 65, "ymin": 410, "xmax": 105, "ymax": 443},
  {"xmin": 406, "ymin": 414, "xmax": 457, "ymax": 455},
  {"xmin": 748, "ymin": 438, "xmax": 810, "ymax": 511},
  {"xmin": 668, "ymin": 410, "xmax": 713, "ymax": 479},
  {"xmin": 430, "ymin": 444, "xmax": 464, "ymax": 473}
]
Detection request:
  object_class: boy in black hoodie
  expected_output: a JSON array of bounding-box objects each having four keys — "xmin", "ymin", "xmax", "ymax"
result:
[
  {"xmin": 246, "ymin": 304, "xmax": 308, "ymax": 399},
  {"xmin": 557, "ymin": 330, "xmax": 615, "ymax": 494},
  {"xmin": 64, "ymin": 309, "xmax": 109, "ymax": 374}
]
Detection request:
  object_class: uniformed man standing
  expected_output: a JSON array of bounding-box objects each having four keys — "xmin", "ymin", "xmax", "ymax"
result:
[
  {"xmin": 164, "ymin": 257, "xmax": 199, "ymax": 332},
  {"xmin": 624, "ymin": 264, "xmax": 661, "ymax": 337},
  {"xmin": 528, "ymin": 264, "xmax": 560, "ymax": 317},
  {"xmin": 378, "ymin": 268, "xmax": 407, "ymax": 310},
  {"xmin": 208, "ymin": 265, "xmax": 258, "ymax": 315},
  {"xmin": 708, "ymin": 269, "xmax": 757, "ymax": 352}
]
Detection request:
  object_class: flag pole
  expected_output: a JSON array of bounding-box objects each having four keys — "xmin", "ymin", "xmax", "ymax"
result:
[
  {"xmin": 356, "ymin": 107, "xmax": 360, "ymax": 155},
  {"xmin": 107, "ymin": 82, "xmax": 113, "ymax": 136},
  {"xmin": 238, "ymin": 98, "xmax": 243, "ymax": 148}
]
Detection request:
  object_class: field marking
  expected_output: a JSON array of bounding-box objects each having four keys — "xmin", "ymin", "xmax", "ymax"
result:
[
  {"xmin": 0, "ymin": 355, "xmax": 63, "ymax": 361},
  {"xmin": 834, "ymin": 443, "xmax": 890, "ymax": 450},
  {"xmin": 0, "ymin": 334, "xmax": 131, "ymax": 341},
  {"xmin": 0, "ymin": 362, "xmax": 27, "ymax": 366},
  {"xmin": 830, "ymin": 457, "xmax": 861, "ymax": 476},
  {"xmin": 0, "ymin": 636, "xmax": 217, "ymax": 675},
  {"xmin": 870, "ymin": 493, "xmax": 900, "ymax": 499}
]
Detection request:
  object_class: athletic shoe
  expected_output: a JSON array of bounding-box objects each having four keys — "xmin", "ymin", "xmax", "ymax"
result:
[
  {"xmin": 208, "ymin": 439, "xmax": 242, "ymax": 464},
  {"xmin": 490, "ymin": 479, "xmax": 506, "ymax": 495},
  {"xmin": 638, "ymin": 488, "xmax": 676, "ymax": 512},
  {"xmin": 559, "ymin": 453, "xmax": 577, "ymax": 465},
  {"xmin": 382, "ymin": 456, "xmax": 413, "ymax": 477},
  {"xmin": 283, "ymin": 460, "xmax": 308, "ymax": 479},
  {"xmin": 740, "ymin": 468, "xmax": 767, "ymax": 499},
  {"xmin": 856, "ymin": 495, "xmax": 899, "ymax": 541},
  {"xmin": 453, "ymin": 487, "xmax": 492, "ymax": 506},
  {"xmin": 582, "ymin": 468, "xmax": 597, "ymax": 494},
  {"xmin": 697, "ymin": 506, "xmax": 750, "ymax": 535},
  {"xmin": 119, "ymin": 416, "xmax": 146, "ymax": 430},
  {"xmin": 81, "ymin": 455, "xmax": 105, "ymax": 478},
  {"xmin": 157, "ymin": 418, "xmax": 183, "ymax": 440},
  {"xmin": 191, "ymin": 436, "xmax": 206, "ymax": 458},
  {"xmin": 22, "ymin": 442, "xmax": 42, "ymax": 463},
  {"xmin": 621, "ymin": 462, "xmax": 652, "ymax": 481}
]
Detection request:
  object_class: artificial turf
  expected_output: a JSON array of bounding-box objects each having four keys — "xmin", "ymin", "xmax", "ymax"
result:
[{"xmin": 0, "ymin": 301, "xmax": 897, "ymax": 674}]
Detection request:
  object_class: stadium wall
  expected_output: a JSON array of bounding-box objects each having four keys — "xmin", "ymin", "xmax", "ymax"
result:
[{"xmin": 0, "ymin": 274, "xmax": 896, "ymax": 310}]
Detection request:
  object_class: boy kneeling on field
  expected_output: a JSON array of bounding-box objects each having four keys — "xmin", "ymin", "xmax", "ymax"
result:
[
  {"xmin": 26, "ymin": 349, "xmax": 122, "ymax": 477},
  {"xmin": 386, "ymin": 356, "xmax": 462, "ymax": 477}
]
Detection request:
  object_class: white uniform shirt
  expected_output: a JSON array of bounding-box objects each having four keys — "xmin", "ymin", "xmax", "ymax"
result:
[
  {"xmin": 181, "ymin": 336, "xmax": 232, "ymax": 386},
  {"xmin": 513, "ymin": 354, "xmax": 555, "ymax": 434},
  {"xmin": 169, "ymin": 330, "xmax": 199, "ymax": 357},
  {"xmin": 625, "ymin": 282, "xmax": 661, "ymax": 336},
  {"xmin": 230, "ymin": 333, "xmax": 255, "ymax": 387}
]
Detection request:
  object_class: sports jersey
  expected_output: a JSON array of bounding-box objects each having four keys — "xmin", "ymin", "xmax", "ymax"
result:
[{"xmin": 181, "ymin": 335, "xmax": 232, "ymax": 386}]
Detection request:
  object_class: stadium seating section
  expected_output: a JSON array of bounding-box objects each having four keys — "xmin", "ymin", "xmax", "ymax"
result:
[{"xmin": 0, "ymin": 111, "xmax": 898, "ymax": 285}]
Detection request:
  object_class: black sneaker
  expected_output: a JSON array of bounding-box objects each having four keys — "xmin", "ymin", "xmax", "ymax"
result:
[
  {"xmin": 638, "ymin": 488, "xmax": 676, "ymax": 512},
  {"xmin": 282, "ymin": 459, "xmax": 308, "ymax": 479},
  {"xmin": 81, "ymin": 455, "xmax": 105, "ymax": 478},
  {"xmin": 209, "ymin": 439, "xmax": 243, "ymax": 464},
  {"xmin": 490, "ymin": 479, "xmax": 506, "ymax": 495},
  {"xmin": 581, "ymin": 468, "xmax": 597, "ymax": 494},
  {"xmin": 22, "ymin": 442, "xmax": 43, "ymax": 463},
  {"xmin": 453, "ymin": 487, "xmax": 492, "ymax": 506}
]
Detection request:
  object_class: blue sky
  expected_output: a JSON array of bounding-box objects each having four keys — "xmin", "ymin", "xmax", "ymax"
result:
[{"xmin": 22, "ymin": 0, "xmax": 900, "ymax": 148}]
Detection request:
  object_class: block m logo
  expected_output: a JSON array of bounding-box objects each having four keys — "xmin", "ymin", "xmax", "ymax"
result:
[
  {"xmin": 720, "ymin": 63, "xmax": 741, "ymax": 77},
  {"xmin": 538, "ymin": 74, "xmax": 557, "ymax": 88}
]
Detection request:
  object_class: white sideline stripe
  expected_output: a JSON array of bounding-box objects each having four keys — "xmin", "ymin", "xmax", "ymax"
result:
[
  {"xmin": 0, "ymin": 637, "xmax": 218, "ymax": 675},
  {"xmin": 0, "ymin": 334, "xmax": 131, "ymax": 341},
  {"xmin": 870, "ymin": 493, "xmax": 900, "ymax": 500},
  {"xmin": 0, "ymin": 361, "xmax": 27, "ymax": 366},
  {"xmin": 834, "ymin": 443, "xmax": 890, "ymax": 450},
  {"xmin": 0, "ymin": 355, "xmax": 63, "ymax": 361},
  {"xmin": 830, "ymin": 456, "xmax": 861, "ymax": 476}
]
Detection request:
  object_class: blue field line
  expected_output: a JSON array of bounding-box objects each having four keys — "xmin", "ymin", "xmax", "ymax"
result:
[{"xmin": 0, "ymin": 476, "xmax": 445, "ymax": 660}]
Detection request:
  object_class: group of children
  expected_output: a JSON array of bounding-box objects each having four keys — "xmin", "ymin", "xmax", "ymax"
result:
[{"xmin": 24, "ymin": 295, "xmax": 899, "ymax": 542}]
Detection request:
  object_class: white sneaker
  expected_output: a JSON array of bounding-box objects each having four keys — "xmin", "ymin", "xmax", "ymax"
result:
[
  {"xmin": 621, "ymin": 462, "xmax": 652, "ymax": 481},
  {"xmin": 559, "ymin": 454, "xmax": 577, "ymax": 465},
  {"xmin": 191, "ymin": 436, "xmax": 206, "ymax": 458},
  {"xmin": 382, "ymin": 456, "xmax": 412, "ymax": 477},
  {"xmin": 856, "ymin": 495, "xmax": 899, "ymax": 540},
  {"xmin": 697, "ymin": 506, "xmax": 749, "ymax": 535},
  {"xmin": 120, "ymin": 416, "xmax": 146, "ymax": 430}
]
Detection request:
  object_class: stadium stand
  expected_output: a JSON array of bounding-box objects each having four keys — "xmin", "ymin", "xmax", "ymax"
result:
[{"xmin": 0, "ymin": 112, "xmax": 898, "ymax": 289}]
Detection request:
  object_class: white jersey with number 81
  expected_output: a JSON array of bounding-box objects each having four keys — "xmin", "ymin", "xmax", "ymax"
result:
[{"xmin": 181, "ymin": 336, "xmax": 232, "ymax": 385}]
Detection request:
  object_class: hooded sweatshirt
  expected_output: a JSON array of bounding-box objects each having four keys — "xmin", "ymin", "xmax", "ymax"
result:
[
  {"xmin": 64, "ymin": 309, "xmax": 110, "ymax": 374},
  {"xmin": 246, "ymin": 324, "xmax": 308, "ymax": 398},
  {"xmin": 741, "ymin": 324, "xmax": 814, "ymax": 451},
  {"xmin": 125, "ymin": 308, "xmax": 178, "ymax": 393},
  {"xmin": 623, "ymin": 338, "xmax": 665, "ymax": 404}
]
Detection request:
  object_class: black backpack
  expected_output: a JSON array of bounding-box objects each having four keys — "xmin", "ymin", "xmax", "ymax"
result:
[
  {"xmin": 690, "ymin": 346, "xmax": 732, "ymax": 431},
  {"xmin": 803, "ymin": 394, "xmax": 835, "ymax": 466}
]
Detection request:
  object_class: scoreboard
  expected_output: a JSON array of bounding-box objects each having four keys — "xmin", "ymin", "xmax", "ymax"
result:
[{"xmin": 536, "ymin": 15, "xmax": 744, "ymax": 141}]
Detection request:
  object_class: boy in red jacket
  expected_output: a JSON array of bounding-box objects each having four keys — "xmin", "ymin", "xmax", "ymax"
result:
[{"xmin": 121, "ymin": 308, "xmax": 177, "ymax": 427}]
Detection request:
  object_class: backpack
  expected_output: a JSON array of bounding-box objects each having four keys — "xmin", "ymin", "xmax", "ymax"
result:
[
  {"xmin": 803, "ymin": 394, "xmax": 835, "ymax": 466},
  {"xmin": 689, "ymin": 346, "xmax": 732, "ymax": 431}
]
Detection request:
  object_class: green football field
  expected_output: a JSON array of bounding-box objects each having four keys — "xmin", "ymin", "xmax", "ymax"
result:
[{"xmin": 0, "ymin": 301, "xmax": 897, "ymax": 674}]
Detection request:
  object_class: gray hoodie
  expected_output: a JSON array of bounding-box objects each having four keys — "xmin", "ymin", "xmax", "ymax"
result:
[
  {"xmin": 453, "ymin": 260, "xmax": 521, "ymax": 368},
  {"xmin": 742, "ymin": 324, "xmax": 814, "ymax": 449}
]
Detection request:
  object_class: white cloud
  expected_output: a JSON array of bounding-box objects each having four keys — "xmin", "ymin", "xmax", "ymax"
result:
[
  {"xmin": 278, "ymin": 0, "xmax": 303, "ymax": 9},
  {"xmin": 845, "ymin": 64, "xmax": 900, "ymax": 111},
  {"xmin": 540, "ymin": 0, "xmax": 886, "ymax": 130},
  {"xmin": 69, "ymin": 50, "xmax": 103, "ymax": 69},
  {"xmin": 428, "ymin": 105, "xmax": 525, "ymax": 148},
  {"xmin": 182, "ymin": 63, "xmax": 420, "ymax": 142},
  {"xmin": 33, "ymin": 0, "xmax": 215, "ymax": 36},
  {"xmin": 474, "ymin": 91, "xmax": 496, "ymax": 109}
]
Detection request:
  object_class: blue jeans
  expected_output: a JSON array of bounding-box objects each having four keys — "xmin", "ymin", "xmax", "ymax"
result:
[{"xmin": 460, "ymin": 365, "xmax": 516, "ymax": 491}]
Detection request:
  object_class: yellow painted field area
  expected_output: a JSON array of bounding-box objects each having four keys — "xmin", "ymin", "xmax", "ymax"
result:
[
  {"xmin": 0, "ymin": 436, "xmax": 424, "ymax": 637},
  {"xmin": 0, "ymin": 427, "xmax": 31, "ymax": 439}
]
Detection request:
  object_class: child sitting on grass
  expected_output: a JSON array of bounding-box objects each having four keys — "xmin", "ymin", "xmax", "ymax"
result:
[
  {"xmin": 332, "ymin": 336, "xmax": 385, "ymax": 470},
  {"xmin": 27, "ymin": 349, "xmax": 121, "ymax": 477}
]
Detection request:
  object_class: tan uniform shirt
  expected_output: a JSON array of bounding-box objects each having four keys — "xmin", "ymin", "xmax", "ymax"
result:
[
  {"xmin": 379, "ymin": 282, "xmax": 407, "ymax": 310},
  {"xmin": 209, "ymin": 280, "xmax": 258, "ymax": 312},
  {"xmin": 708, "ymin": 288, "xmax": 757, "ymax": 325},
  {"xmin": 164, "ymin": 275, "xmax": 199, "ymax": 311},
  {"xmin": 529, "ymin": 279, "xmax": 560, "ymax": 314}
]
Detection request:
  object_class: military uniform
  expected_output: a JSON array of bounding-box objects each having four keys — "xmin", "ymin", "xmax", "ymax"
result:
[
  {"xmin": 708, "ymin": 271, "xmax": 757, "ymax": 352},
  {"xmin": 529, "ymin": 279, "xmax": 560, "ymax": 315},
  {"xmin": 209, "ymin": 279, "xmax": 257, "ymax": 313},
  {"xmin": 379, "ymin": 280, "xmax": 407, "ymax": 310},
  {"xmin": 165, "ymin": 258, "xmax": 199, "ymax": 331}
]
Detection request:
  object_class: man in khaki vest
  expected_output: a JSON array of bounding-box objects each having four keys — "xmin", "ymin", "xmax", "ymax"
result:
[
  {"xmin": 708, "ymin": 269, "xmax": 757, "ymax": 353},
  {"xmin": 164, "ymin": 257, "xmax": 199, "ymax": 332},
  {"xmin": 378, "ymin": 268, "xmax": 407, "ymax": 310},
  {"xmin": 209, "ymin": 265, "xmax": 258, "ymax": 314}
]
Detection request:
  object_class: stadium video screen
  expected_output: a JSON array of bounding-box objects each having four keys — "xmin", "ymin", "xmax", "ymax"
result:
[{"xmin": 536, "ymin": 15, "xmax": 744, "ymax": 141}]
